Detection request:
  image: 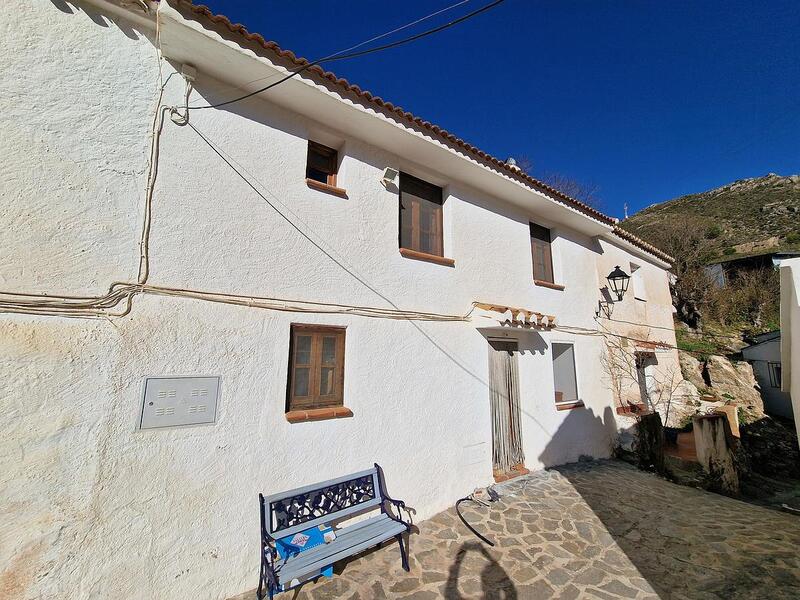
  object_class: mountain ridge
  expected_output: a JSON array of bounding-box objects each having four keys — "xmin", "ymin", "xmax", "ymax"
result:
[{"xmin": 621, "ymin": 173, "xmax": 800, "ymax": 262}]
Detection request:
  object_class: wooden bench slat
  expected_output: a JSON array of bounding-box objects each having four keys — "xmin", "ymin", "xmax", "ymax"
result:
[
  {"xmin": 278, "ymin": 515, "xmax": 406, "ymax": 582},
  {"xmin": 263, "ymin": 467, "xmax": 379, "ymax": 505},
  {"xmin": 277, "ymin": 514, "xmax": 399, "ymax": 571}
]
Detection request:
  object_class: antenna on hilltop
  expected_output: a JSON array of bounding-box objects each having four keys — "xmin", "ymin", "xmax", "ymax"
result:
[{"xmin": 623, "ymin": 202, "xmax": 628, "ymax": 219}]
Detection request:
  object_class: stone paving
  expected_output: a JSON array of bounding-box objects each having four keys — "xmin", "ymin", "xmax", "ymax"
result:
[{"xmin": 233, "ymin": 460, "xmax": 800, "ymax": 599}]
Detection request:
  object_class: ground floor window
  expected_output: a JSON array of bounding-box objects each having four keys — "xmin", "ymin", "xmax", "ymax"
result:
[
  {"xmin": 552, "ymin": 342, "xmax": 579, "ymax": 406},
  {"xmin": 287, "ymin": 324, "xmax": 346, "ymax": 412}
]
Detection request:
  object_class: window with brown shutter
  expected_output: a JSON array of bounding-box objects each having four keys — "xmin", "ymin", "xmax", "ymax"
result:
[
  {"xmin": 287, "ymin": 324, "xmax": 346, "ymax": 412},
  {"xmin": 399, "ymin": 173, "xmax": 444, "ymax": 258},
  {"xmin": 530, "ymin": 222, "xmax": 554, "ymax": 284},
  {"xmin": 306, "ymin": 141, "xmax": 338, "ymax": 187}
]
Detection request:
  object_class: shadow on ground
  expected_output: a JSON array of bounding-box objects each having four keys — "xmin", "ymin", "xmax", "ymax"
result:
[{"xmin": 555, "ymin": 461, "xmax": 800, "ymax": 599}]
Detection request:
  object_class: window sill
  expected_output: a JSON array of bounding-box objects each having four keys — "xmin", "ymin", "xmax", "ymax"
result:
[
  {"xmin": 285, "ymin": 406, "xmax": 353, "ymax": 423},
  {"xmin": 534, "ymin": 279, "xmax": 565, "ymax": 291},
  {"xmin": 399, "ymin": 247, "xmax": 455, "ymax": 267},
  {"xmin": 306, "ymin": 178, "xmax": 348, "ymax": 199},
  {"xmin": 556, "ymin": 400, "xmax": 585, "ymax": 411},
  {"xmin": 616, "ymin": 403, "xmax": 646, "ymax": 415}
]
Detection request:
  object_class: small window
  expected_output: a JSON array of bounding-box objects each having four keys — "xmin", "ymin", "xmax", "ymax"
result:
[
  {"xmin": 768, "ymin": 362, "xmax": 782, "ymax": 388},
  {"xmin": 306, "ymin": 141, "xmax": 338, "ymax": 187},
  {"xmin": 552, "ymin": 343, "xmax": 578, "ymax": 404},
  {"xmin": 399, "ymin": 173, "xmax": 444, "ymax": 257},
  {"xmin": 631, "ymin": 263, "xmax": 646, "ymax": 301},
  {"xmin": 530, "ymin": 223, "xmax": 554, "ymax": 284},
  {"xmin": 287, "ymin": 324, "xmax": 345, "ymax": 411}
]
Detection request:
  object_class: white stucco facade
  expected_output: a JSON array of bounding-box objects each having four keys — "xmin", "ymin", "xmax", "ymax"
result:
[
  {"xmin": 779, "ymin": 258, "xmax": 800, "ymax": 440},
  {"xmin": 0, "ymin": 2, "xmax": 679, "ymax": 599},
  {"xmin": 741, "ymin": 334, "xmax": 792, "ymax": 419}
]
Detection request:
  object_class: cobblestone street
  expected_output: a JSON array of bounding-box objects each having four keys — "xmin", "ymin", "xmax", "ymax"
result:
[{"xmin": 234, "ymin": 460, "xmax": 800, "ymax": 599}]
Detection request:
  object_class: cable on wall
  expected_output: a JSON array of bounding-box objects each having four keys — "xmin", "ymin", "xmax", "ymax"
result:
[{"xmin": 0, "ymin": 284, "xmax": 472, "ymax": 321}]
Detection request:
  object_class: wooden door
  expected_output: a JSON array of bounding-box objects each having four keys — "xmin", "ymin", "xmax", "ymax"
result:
[{"xmin": 488, "ymin": 339, "xmax": 525, "ymax": 472}]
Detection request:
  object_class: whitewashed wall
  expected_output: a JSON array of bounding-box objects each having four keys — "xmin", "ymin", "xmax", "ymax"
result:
[
  {"xmin": 779, "ymin": 258, "xmax": 800, "ymax": 441},
  {"xmin": 0, "ymin": 2, "xmax": 675, "ymax": 599}
]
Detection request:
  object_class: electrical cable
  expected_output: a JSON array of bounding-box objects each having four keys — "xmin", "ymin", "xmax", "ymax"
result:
[
  {"xmin": 185, "ymin": 120, "xmax": 420, "ymax": 310},
  {"xmin": 599, "ymin": 315, "xmax": 748, "ymax": 343},
  {"xmin": 186, "ymin": 0, "xmax": 471, "ymax": 108},
  {"xmin": 455, "ymin": 487, "xmax": 500, "ymax": 546},
  {"xmin": 455, "ymin": 497, "xmax": 495, "ymax": 546},
  {"xmin": 189, "ymin": 0, "xmax": 506, "ymax": 111}
]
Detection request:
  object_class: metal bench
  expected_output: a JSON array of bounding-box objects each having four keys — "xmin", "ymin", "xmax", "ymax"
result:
[{"xmin": 257, "ymin": 464, "xmax": 411, "ymax": 599}]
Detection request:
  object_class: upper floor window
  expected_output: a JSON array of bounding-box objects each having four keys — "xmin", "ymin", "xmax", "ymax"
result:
[
  {"xmin": 287, "ymin": 324, "xmax": 346, "ymax": 411},
  {"xmin": 306, "ymin": 141, "xmax": 338, "ymax": 187},
  {"xmin": 530, "ymin": 223, "xmax": 554, "ymax": 284},
  {"xmin": 399, "ymin": 173, "xmax": 444, "ymax": 257}
]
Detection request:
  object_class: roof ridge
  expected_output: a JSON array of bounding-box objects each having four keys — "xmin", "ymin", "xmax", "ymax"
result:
[{"xmin": 171, "ymin": 0, "xmax": 671, "ymax": 265}]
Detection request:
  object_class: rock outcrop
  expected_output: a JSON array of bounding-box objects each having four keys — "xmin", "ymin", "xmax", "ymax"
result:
[
  {"xmin": 705, "ymin": 355, "xmax": 764, "ymax": 417},
  {"xmin": 679, "ymin": 352, "xmax": 706, "ymax": 391},
  {"xmin": 674, "ymin": 351, "xmax": 764, "ymax": 423}
]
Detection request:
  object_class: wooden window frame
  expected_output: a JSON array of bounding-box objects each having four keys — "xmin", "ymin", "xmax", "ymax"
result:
[
  {"xmin": 552, "ymin": 342, "xmax": 582, "ymax": 409},
  {"xmin": 768, "ymin": 361, "xmax": 782, "ymax": 388},
  {"xmin": 286, "ymin": 324, "xmax": 346, "ymax": 416},
  {"xmin": 530, "ymin": 222, "xmax": 556, "ymax": 285},
  {"xmin": 399, "ymin": 172, "xmax": 447, "ymax": 260},
  {"xmin": 306, "ymin": 141, "xmax": 347, "ymax": 197}
]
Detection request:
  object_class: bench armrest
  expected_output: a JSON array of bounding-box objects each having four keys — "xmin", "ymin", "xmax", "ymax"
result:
[{"xmin": 382, "ymin": 496, "xmax": 413, "ymax": 527}]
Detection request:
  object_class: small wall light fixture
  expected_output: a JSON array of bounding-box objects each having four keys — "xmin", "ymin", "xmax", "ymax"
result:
[
  {"xmin": 380, "ymin": 167, "xmax": 399, "ymax": 189},
  {"xmin": 607, "ymin": 265, "xmax": 631, "ymax": 302}
]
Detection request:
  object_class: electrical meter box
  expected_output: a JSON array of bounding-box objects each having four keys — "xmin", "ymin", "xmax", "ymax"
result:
[{"xmin": 139, "ymin": 376, "xmax": 221, "ymax": 430}]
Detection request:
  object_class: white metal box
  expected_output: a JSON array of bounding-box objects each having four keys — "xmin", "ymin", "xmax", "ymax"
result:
[{"xmin": 139, "ymin": 376, "xmax": 221, "ymax": 430}]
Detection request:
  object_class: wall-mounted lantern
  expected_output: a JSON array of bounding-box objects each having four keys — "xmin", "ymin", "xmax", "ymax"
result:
[{"xmin": 606, "ymin": 265, "xmax": 631, "ymax": 302}]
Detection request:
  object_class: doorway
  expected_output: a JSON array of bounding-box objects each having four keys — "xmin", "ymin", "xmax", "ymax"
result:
[
  {"xmin": 636, "ymin": 352, "xmax": 657, "ymax": 406},
  {"xmin": 487, "ymin": 339, "xmax": 525, "ymax": 475}
]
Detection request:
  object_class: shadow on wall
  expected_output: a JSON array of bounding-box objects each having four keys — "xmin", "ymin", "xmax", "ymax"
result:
[
  {"xmin": 537, "ymin": 404, "xmax": 618, "ymax": 468},
  {"xmin": 444, "ymin": 542, "xmax": 517, "ymax": 600},
  {"xmin": 49, "ymin": 0, "xmax": 145, "ymax": 40}
]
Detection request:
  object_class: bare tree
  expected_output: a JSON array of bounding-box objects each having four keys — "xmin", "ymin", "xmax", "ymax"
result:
[
  {"xmin": 600, "ymin": 333, "xmax": 681, "ymax": 423},
  {"xmin": 513, "ymin": 156, "xmax": 604, "ymax": 211},
  {"xmin": 626, "ymin": 215, "xmax": 714, "ymax": 330},
  {"xmin": 538, "ymin": 172, "xmax": 603, "ymax": 211}
]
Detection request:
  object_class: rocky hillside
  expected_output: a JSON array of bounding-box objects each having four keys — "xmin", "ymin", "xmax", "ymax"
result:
[{"xmin": 621, "ymin": 173, "xmax": 800, "ymax": 261}]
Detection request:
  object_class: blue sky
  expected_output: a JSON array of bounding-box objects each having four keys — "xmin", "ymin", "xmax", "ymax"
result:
[{"xmin": 200, "ymin": 0, "xmax": 800, "ymax": 219}]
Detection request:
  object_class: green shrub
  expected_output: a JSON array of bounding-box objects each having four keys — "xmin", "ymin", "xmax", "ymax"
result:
[
  {"xmin": 705, "ymin": 224, "xmax": 723, "ymax": 239},
  {"xmin": 737, "ymin": 406, "xmax": 752, "ymax": 425},
  {"xmin": 722, "ymin": 246, "xmax": 736, "ymax": 256},
  {"xmin": 785, "ymin": 231, "xmax": 800, "ymax": 245}
]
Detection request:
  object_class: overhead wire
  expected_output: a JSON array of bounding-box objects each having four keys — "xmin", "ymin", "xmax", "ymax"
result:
[
  {"xmin": 187, "ymin": 0, "xmax": 471, "ymax": 107},
  {"xmin": 189, "ymin": 0, "xmax": 506, "ymax": 111}
]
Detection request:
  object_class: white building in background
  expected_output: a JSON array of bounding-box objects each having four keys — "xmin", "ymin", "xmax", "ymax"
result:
[
  {"xmin": 741, "ymin": 331, "xmax": 793, "ymax": 420},
  {"xmin": 0, "ymin": 1, "xmax": 678, "ymax": 598},
  {"xmin": 778, "ymin": 257, "xmax": 800, "ymax": 441}
]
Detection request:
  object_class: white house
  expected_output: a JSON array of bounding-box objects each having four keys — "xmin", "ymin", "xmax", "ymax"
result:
[
  {"xmin": 741, "ymin": 331, "xmax": 792, "ymax": 420},
  {"xmin": 0, "ymin": 2, "xmax": 679, "ymax": 598}
]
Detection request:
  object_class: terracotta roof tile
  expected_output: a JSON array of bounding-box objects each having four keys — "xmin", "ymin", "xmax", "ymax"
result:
[
  {"xmin": 172, "ymin": 0, "xmax": 671, "ymax": 265},
  {"xmin": 612, "ymin": 226, "xmax": 674, "ymax": 263}
]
